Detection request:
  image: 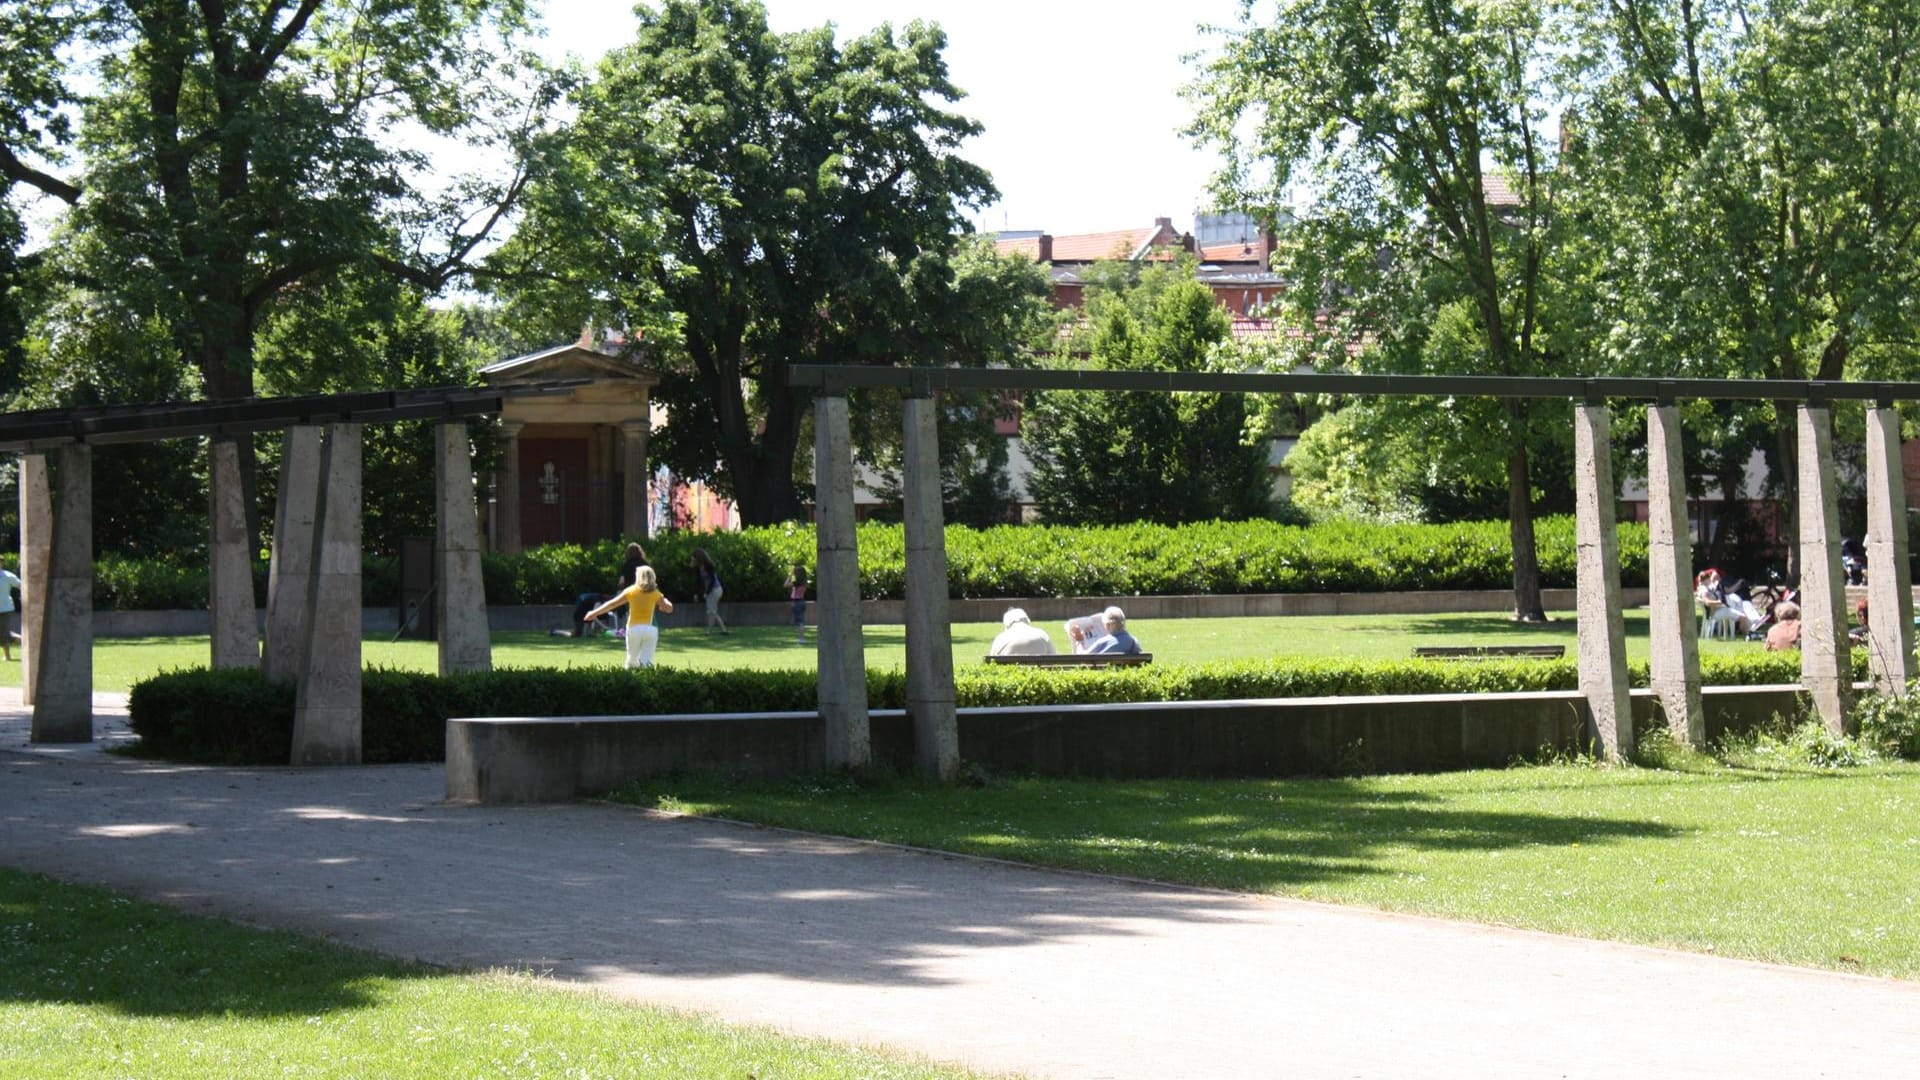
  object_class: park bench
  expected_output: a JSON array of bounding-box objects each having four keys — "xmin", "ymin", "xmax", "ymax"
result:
[
  {"xmin": 984, "ymin": 653, "xmax": 1155, "ymax": 668},
  {"xmin": 1412, "ymin": 644, "xmax": 1566, "ymax": 661}
]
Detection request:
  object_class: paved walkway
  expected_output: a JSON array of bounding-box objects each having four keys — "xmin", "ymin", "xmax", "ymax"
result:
[{"xmin": 2, "ymin": 689, "xmax": 1917, "ymax": 1079}]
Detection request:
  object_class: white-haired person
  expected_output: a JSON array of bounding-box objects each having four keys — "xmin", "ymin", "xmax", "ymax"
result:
[
  {"xmin": 1085, "ymin": 606, "xmax": 1142, "ymax": 655},
  {"xmin": 990, "ymin": 607, "xmax": 1056, "ymax": 656},
  {"xmin": 585, "ymin": 565, "xmax": 674, "ymax": 668}
]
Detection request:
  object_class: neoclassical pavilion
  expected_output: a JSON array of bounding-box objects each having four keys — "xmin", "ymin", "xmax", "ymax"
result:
[
  {"xmin": 480, "ymin": 344, "xmax": 659, "ymax": 551},
  {"xmin": 789, "ymin": 367, "xmax": 1920, "ymax": 779}
]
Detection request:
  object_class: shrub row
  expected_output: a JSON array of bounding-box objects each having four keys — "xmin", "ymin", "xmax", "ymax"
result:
[
  {"xmin": 126, "ymin": 650, "xmax": 1821, "ymax": 766},
  {"xmin": 85, "ymin": 516, "xmax": 1650, "ymax": 609}
]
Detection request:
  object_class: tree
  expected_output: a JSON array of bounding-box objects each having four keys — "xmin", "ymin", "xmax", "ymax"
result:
[
  {"xmin": 857, "ymin": 236, "xmax": 1055, "ymax": 527},
  {"xmin": 1191, "ymin": 0, "xmax": 1566, "ymax": 620},
  {"xmin": 495, "ymin": 0, "xmax": 999, "ymax": 526},
  {"xmin": 1560, "ymin": 0, "xmax": 1920, "ymax": 560},
  {"xmin": 1022, "ymin": 260, "xmax": 1273, "ymax": 525},
  {"xmin": 6, "ymin": 1, "xmax": 548, "ymax": 542}
]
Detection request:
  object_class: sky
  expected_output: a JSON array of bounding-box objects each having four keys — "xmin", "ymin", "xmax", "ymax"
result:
[{"xmin": 538, "ymin": 0, "xmax": 1250, "ymax": 238}]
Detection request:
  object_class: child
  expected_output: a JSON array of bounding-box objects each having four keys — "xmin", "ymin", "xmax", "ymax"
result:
[
  {"xmin": 786, "ymin": 563, "xmax": 809, "ymax": 644},
  {"xmin": 585, "ymin": 566, "xmax": 674, "ymax": 668}
]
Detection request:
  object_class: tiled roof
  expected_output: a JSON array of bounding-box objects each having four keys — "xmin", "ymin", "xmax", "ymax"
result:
[
  {"xmin": 1049, "ymin": 228, "xmax": 1160, "ymax": 262},
  {"xmin": 995, "ymin": 235, "xmax": 1044, "ymax": 258},
  {"xmin": 1482, "ymin": 173, "xmax": 1522, "ymax": 207},
  {"xmin": 1200, "ymin": 241, "xmax": 1266, "ymax": 263}
]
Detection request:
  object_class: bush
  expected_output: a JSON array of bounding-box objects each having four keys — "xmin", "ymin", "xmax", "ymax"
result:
[
  {"xmin": 88, "ymin": 516, "xmax": 1649, "ymax": 609},
  {"xmin": 128, "ymin": 650, "xmax": 1795, "ymax": 766},
  {"xmin": 1854, "ymin": 690, "xmax": 1920, "ymax": 761}
]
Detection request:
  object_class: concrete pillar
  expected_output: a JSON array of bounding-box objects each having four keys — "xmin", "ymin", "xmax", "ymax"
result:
[
  {"xmin": 1644, "ymin": 405, "xmax": 1705, "ymax": 746},
  {"xmin": 621, "ymin": 419, "xmax": 650, "ymax": 539},
  {"xmin": 1574, "ymin": 404, "xmax": 1632, "ymax": 762},
  {"xmin": 1797, "ymin": 405, "xmax": 1853, "ymax": 733},
  {"xmin": 264, "ymin": 425, "xmax": 322, "ymax": 684},
  {"xmin": 207, "ymin": 437, "xmax": 259, "ymax": 669},
  {"xmin": 1864, "ymin": 405, "xmax": 1915, "ymax": 694},
  {"xmin": 291, "ymin": 424, "xmax": 362, "ymax": 766},
  {"xmin": 17, "ymin": 453, "xmax": 49, "ymax": 706},
  {"xmin": 813, "ymin": 395, "xmax": 870, "ymax": 767},
  {"xmin": 902, "ymin": 394, "xmax": 958, "ymax": 780},
  {"xmin": 496, "ymin": 421, "xmax": 524, "ymax": 555},
  {"xmin": 31, "ymin": 444, "xmax": 92, "ymax": 743},
  {"xmin": 435, "ymin": 422, "xmax": 492, "ymax": 676}
]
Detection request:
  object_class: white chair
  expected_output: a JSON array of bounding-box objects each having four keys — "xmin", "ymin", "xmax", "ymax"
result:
[{"xmin": 1700, "ymin": 604, "xmax": 1740, "ymax": 640}]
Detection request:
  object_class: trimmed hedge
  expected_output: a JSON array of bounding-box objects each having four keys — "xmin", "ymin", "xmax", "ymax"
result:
[
  {"xmin": 83, "ymin": 515, "xmax": 1651, "ymax": 609},
  {"xmin": 126, "ymin": 650, "xmax": 1827, "ymax": 766}
]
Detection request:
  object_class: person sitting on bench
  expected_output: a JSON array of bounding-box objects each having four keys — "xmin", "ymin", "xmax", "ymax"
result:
[
  {"xmin": 1085, "ymin": 606, "xmax": 1142, "ymax": 656},
  {"xmin": 990, "ymin": 608, "xmax": 1056, "ymax": 656}
]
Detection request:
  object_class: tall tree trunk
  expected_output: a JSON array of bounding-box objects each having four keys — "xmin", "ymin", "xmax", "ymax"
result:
[
  {"xmin": 1505, "ymin": 400, "xmax": 1546, "ymax": 621},
  {"xmin": 197, "ymin": 289, "xmax": 262, "ymax": 553},
  {"xmin": 1772, "ymin": 405, "xmax": 1800, "ymax": 580}
]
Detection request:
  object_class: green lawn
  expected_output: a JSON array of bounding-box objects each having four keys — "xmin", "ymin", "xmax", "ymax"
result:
[
  {"xmin": 0, "ymin": 608, "xmax": 1764, "ymax": 693},
  {"xmin": 618, "ymin": 760, "xmax": 1920, "ymax": 980},
  {"xmin": 0, "ymin": 867, "xmax": 998, "ymax": 1080}
]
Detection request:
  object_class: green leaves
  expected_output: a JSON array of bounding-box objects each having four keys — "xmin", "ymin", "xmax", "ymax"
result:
[{"xmin": 496, "ymin": 0, "xmax": 1005, "ymax": 524}]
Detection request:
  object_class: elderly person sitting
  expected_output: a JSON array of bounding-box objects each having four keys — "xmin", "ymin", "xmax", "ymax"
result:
[
  {"xmin": 1764, "ymin": 601, "xmax": 1803, "ymax": 651},
  {"xmin": 990, "ymin": 608, "xmax": 1056, "ymax": 656},
  {"xmin": 1086, "ymin": 606, "xmax": 1142, "ymax": 655}
]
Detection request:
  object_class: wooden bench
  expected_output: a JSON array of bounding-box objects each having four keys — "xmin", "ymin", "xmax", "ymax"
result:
[
  {"xmin": 1412, "ymin": 645, "xmax": 1566, "ymax": 661},
  {"xmin": 984, "ymin": 653, "xmax": 1155, "ymax": 668}
]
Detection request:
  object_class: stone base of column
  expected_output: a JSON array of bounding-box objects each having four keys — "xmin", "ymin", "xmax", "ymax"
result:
[
  {"xmin": 291, "ymin": 425, "xmax": 363, "ymax": 766},
  {"xmin": 32, "ymin": 444, "xmax": 93, "ymax": 744},
  {"xmin": 436, "ymin": 423, "xmax": 492, "ymax": 676}
]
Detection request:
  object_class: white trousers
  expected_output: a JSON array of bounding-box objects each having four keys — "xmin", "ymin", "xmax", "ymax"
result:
[{"xmin": 625, "ymin": 623, "xmax": 659, "ymax": 668}]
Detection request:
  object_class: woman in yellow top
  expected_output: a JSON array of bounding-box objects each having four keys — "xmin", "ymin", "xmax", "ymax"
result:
[{"xmin": 585, "ymin": 566, "xmax": 674, "ymax": 668}]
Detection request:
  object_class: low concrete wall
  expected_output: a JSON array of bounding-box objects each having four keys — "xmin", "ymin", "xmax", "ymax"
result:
[
  {"xmin": 91, "ymin": 588, "xmax": 1662, "ymax": 637},
  {"xmin": 446, "ymin": 683, "xmax": 1808, "ymax": 804}
]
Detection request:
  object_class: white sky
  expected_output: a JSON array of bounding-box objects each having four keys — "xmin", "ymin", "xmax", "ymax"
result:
[{"xmin": 538, "ymin": 0, "xmax": 1249, "ymax": 237}]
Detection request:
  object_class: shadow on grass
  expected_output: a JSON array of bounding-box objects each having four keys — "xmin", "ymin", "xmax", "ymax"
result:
[
  {"xmin": 0, "ymin": 867, "xmax": 398, "ymax": 1019},
  {"xmin": 638, "ymin": 772, "xmax": 1687, "ymax": 893}
]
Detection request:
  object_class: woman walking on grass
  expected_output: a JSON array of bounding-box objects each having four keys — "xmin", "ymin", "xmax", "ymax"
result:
[
  {"xmin": 585, "ymin": 566, "xmax": 674, "ymax": 668},
  {"xmin": 690, "ymin": 547, "xmax": 728, "ymax": 635},
  {"xmin": 786, "ymin": 562, "xmax": 809, "ymax": 643}
]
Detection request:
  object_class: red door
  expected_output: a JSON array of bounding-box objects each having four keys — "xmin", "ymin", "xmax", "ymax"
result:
[{"xmin": 520, "ymin": 438, "xmax": 591, "ymax": 547}]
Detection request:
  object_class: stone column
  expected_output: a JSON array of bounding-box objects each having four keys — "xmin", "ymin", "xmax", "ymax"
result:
[
  {"xmin": 291, "ymin": 424, "xmax": 362, "ymax": 766},
  {"xmin": 813, "ymin": 394, "xmax": 870, "ymax": 767},
  {"xmin": 1864, "ymin": 404, "xmax": 1915, "ymax": 694},
  {"xmin": 496, "ymin": 421, "xmax": 524, "ymax": 555},
  {"xmin": 208, "ymin": 437, "xmax": 259, "ymax": 669},
  {"xmin": 435, "ymin": 422, "xmax": 492, "ymax": 676},
  {"xmin": 17, "ymin": 453, "xmax": 49, "ymax": 706},
  {"xmin": 1645, "ymin": 405, "xmax": 1704, "ymax": 746},
  {"xmin": 32, "ymin": 444, "xmax": 92, "ymax": 744},
  {"xmin": 902, "ymin": 394, "xmax": 958, "ymax": 780},
  {"xmin": 1574, "ymin": 404, "xmax": 1632, "ymax": 762},
  {"xmin": 264, "ymin": 426, "xmax": 322, "ymax": 684},
  {"xmin": 621, "ymin": 418, "xmax": 650, "ymax": 539},
  {"xmin": 1798, "ymin": 405, "xmax": 1853, "ymax": 733}
]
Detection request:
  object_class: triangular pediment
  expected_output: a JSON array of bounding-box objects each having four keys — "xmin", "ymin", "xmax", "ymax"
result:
[{"xmin": 480, "ymin": 344, "xmax": 659, "ymax": 387}]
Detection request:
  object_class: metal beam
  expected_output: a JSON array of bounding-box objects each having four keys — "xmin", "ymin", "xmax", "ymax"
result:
[
  {"xmin": 0, "ymin": 381, "xmax": 589, "ymax": 452},
  {"xmin": 788, "ymin": 366, "xmax": 1918, "ymax": 403}
]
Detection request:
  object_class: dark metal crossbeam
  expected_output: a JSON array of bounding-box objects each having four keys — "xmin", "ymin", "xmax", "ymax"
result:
[
  {"xmin": 788, "ymin": 366, "xmax": 1917, "ymax": 404},
  {"xmin": 0, "ymin": 381, "xmax": 588, "ymax": 453}
]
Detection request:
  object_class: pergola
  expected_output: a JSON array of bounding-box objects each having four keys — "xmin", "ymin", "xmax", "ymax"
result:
[
  {"xmin": 1, "ymin": 383, "xmax": 581, "ymax": 762},
  {"xmin": 791, "ymin": 366, "xmax": 1920, "ymax": 777}
]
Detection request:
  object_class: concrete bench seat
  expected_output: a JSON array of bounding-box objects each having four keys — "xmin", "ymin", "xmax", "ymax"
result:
[
  {"xmin": 984, "ymin": 653, "xmax": 1154, "ymax": 667},
  {"xmin": 1412, "ymin": 645, "xmax": 1566, "ymax": 660}
]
